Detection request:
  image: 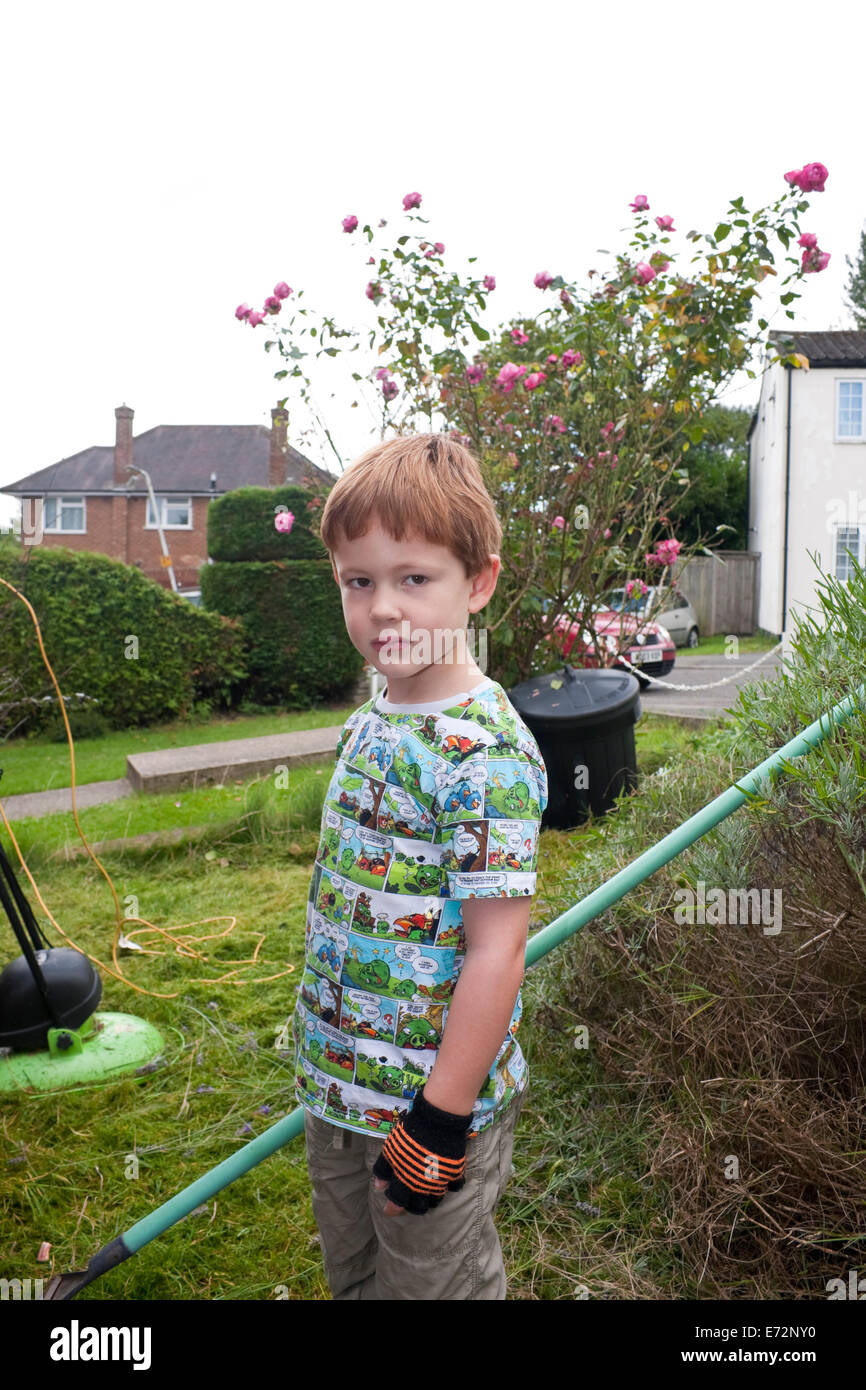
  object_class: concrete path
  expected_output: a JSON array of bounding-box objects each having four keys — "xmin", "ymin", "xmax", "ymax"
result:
[{"xmin": 634, "ymin": 649, "xmax": 784, "ymax": 724}]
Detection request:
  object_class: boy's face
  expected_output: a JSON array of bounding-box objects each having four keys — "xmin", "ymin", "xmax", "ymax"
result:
[{"xmin": 330, "ymin": 520, "xmax": 499, "ymax": 695}]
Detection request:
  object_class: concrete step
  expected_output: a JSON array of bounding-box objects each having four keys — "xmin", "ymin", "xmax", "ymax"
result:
[{"xmin": 125, "ymin": 726, "xmax": 344, "ymax": 795}]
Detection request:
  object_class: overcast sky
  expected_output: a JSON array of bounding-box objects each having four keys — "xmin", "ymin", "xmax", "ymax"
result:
[{"xmin": 1, "ymin": 0, "xmax": 863, "ymax": 526}]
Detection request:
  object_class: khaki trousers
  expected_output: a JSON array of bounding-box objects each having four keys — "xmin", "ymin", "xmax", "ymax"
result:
[{"xmin": 303, "ymin": 1089, "xmax": 525, "ymax": 1301}]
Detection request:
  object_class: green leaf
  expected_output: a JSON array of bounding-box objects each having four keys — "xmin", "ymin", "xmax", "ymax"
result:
[
  {"xmin": 397, "ymin": 235, "xmax": 409, "ymax": 245},
  {"xmin": 467, "ymin": 316, "xmax": 490, "ymax": 342},
  {"xmin": 714, "ymin": 223, "xmax": 731, "ymax": 242},
  {"xmin": 780, "ymin": 292, "xmax": 796, "ymax": 305}
]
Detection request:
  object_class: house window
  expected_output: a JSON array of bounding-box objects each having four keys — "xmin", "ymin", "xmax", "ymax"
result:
[
  {"xmin": 145, "ymin": 496, "xmax": 193, "ymax": 529},
  {"xmin": 836, "ymin": 380, "xmax": 864, "ymax": 440},
  {"xmin": 835, "ymin": 525, "xmax": 861, "ymax": 582},
  {"xmin": 43, "ymin": 496, "xmax": 85, "ymax": 532}
]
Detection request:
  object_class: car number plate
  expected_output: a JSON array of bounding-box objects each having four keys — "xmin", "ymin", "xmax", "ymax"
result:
[{"xmin": 632, "ymin": 648, "xmax": 662, "ymax": 663}]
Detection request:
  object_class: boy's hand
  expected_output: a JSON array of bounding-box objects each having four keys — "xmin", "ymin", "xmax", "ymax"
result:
[{"xmin": 372, "ymin": 1086, "xmax": 473, "ymax": 1216}]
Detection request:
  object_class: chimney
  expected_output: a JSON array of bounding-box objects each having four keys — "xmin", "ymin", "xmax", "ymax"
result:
[
  {"xmin": 114, "ymin": 404, "xmax": 134, "ymax": 486},
  {"xmin": 269, "ymin": 406, "xmax": 288, "ymax": 486}
]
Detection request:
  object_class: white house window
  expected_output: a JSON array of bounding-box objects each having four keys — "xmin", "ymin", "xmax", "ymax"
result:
[
  {"xmin": 43, "ymin": 496, "xmax": 85, "ymax": 532},
  {"xmin": 146, "ymin": 496, "xmax": 193, "ymax": 529},
  {"xmin": 836, "ymin": 380, "xmax": 864, "ymax": 440},
  {"xmin": 835, "ymin": 525, "xmax": 861, "ymax": 582}
]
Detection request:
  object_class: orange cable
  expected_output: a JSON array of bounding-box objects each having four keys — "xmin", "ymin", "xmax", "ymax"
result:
[{"xmin": 0, "ymin": 573, "xmax": 295, "ymax": 995}]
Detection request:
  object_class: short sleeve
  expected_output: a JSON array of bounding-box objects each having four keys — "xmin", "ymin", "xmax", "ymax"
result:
[{"xmin": 435, "ymin": 744, "xmax": 547, "ymax": 899}]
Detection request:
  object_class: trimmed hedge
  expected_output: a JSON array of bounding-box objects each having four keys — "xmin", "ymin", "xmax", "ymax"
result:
[
  {"xmin": 206, "ymin": 485, "xmax": 328, "ymax": 563},
  {"xmin": 200, "ymin": 558, "xmax": 362, "ymax": 707},
  {"xmin": 201, "ymin": 482, "xmax": 363, "ymax": 708},
  {"xmin": 0, "ymin": 545, "xmax": 248, "ymax": 736}
]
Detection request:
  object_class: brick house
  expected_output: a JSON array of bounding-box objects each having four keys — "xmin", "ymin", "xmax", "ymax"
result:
[{"xmin": 0, "ymin": 405, "xmax": 336, "ymax": 591}]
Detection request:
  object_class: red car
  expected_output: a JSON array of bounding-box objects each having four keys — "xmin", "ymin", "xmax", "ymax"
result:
[{"xmin": 549, "ymin": 602, "xmax": 676, "ymax": 687}]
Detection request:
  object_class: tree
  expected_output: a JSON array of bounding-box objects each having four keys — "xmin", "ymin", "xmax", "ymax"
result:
[
  {"xmin": 663, "ymin": 404, "xmax": 751, "ymax": 550},
  {"xmin": 844, "ymin": 222, "xmax": 866, "ymax": 329},
  {"xmin": 239, "ymin": 164, "xmax": 833, "ymax": 686}
]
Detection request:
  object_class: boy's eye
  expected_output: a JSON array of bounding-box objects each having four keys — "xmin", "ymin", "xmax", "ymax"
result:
[{"xmin": 347, "ymin": 575, "xmax": 428, "ymax": 589}]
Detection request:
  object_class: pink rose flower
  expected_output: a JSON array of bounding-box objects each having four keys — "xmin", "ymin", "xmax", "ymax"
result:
[
  {"xmin": 600, "ymin": 421, "xmax": 615, "ymax": 439},
  {"xmin": 546, "ymin": 354, "xmax": 559, "ymax": 365},
  {"xmin": 802, "ymin": 247, "xmax": 831, "ymax": 273},
  {"xmin": 655, "ymin": 215, "xmax": 675, "ymax": 231},
  {"xmin": 274, "ymin": 282, "xmax": 292, "ymax": 299},
  {"xmin": 274, "ymin": 510, "xmax": 295, "ymax": 534},
  {"xmin": 634, "ymin": 262, "xmax": 656, "ymax": 285},
  {"xmin": 511, "ymin": 327, "xmax": 529, "ymax": 345},
  {"xmin": 367, "ymin": 256, "xmax": 375, "ymax": 264},
  {"xmin": 402, "ymin": 191, "xmax": 422, "ymax": 210},
  {"xmin": 374, "ymin": 367, "xmax": 390, "ymax": 380},
  {"xmin": 560, "ymin": 289, "xmax": 573, "ymax": 307},
  {"xmin": 543, "ymin": 415, "xmax": 566, "ymax": 434},
  {"xmin": 382, "ymin": 379, "xmax": 398, "ymax": 400},
  {"xmin": 235, "ymin": 302, "xmax": 251, "ymax": 321},
  {"xmin": 655, "ymin": 259, "xmax": 670, "ymax": 274},
  {"xmin": 497, "ymin": 362, "xmax": 528, "ymax": 392},
  {"xmin": 785, "ymin": 163, "xmax": 828, "ymax": 193},
  {"xmin": 551, "ymin": 516, "xmax": 565, "ymax": 530},
  {"xmin": 524, "ymin": 371, "xmax": 547, "ymax": 391},
  {"xmin": 797, "ymin": 162, "xmax": 829, "ymax": 192},
  {"xmin": 561, "ymin": 349, "xmax": 583, "ymax": 368},
  {"xmin": 534, "ymin": 271, "xmax": 554, "ymax": 290},
  {"xmin": 342, "ymin": 215, "xmax": 359, "ymax": 233},
  {"xmin": 264, "ymin": 295, "xmax": 282, "ymax": 314},
  {"xmin": 483, "ymin": 275, "xmax": 496, "ymax": 291},
  {"xmin": 630, "ymin": 194, "xmax": 650, "ymax": 212},
  {"xmin": 797, "ymin": 232, "xmax": 818, "ymax": 249},
  {"xmin": 366, "ymin": 281, "xmax": 383, "ymax": 301},
  {"xmin": 247, "ymin": 309, "xmax": 266, "ymax": 327},
  {"xmin": 465, "ymin": 363, "xmax": 487, "ymax": 385},
  {"xmin": 603, "ymin": 528, "xmax": 612, "ymax": 539}
]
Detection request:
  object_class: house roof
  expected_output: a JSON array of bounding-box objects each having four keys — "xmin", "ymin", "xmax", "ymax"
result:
[
  {"xmin": 767, "ymin": 330, "xmax": 866, "ymax": 368},
  {"xmin": 0, "ymin": 424, "xmax": 336, "ymax": 496}
]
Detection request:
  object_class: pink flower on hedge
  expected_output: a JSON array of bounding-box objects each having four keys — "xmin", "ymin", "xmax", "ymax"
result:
[
  {"xmin": 235, "ymin": 302, "xmax": 251, "ymax": 321},
  {"xmin": 546, "ymin": 354, "xmax": 559, "ymax": 365},
  {"xmin": 551, "ymin": 516, "xmax": 565, "ymax": 530},
  {"xmin": 511, "ymin": 327, "xmax": 529, "ymax": 345},
  {"xmin": 247, "ymin": 309, "xmax": 266, "ymax": 327},
  {"xmin": 787, "ymin": 162, "xmax": 829, "ymax": 193},
  {"xmin": 797, "ymin": 232, "xmax": 818, "ymax": 249},
  {"xmin": 655, "ymin": 215, "xmax": 675, "ymax": 231},
  {"xmin": 274, "ymin": 282, "xmax": 292, "ymax": 299},
  {"xmin": 367, "ymin": 256, "xmax": 375, "ymax": 265},
  {"xmin": 630, "ymin": 194, "xmax": 649, "ymax": 212},
  {"xmin": 654, "ymin": 259, "xmax": 670, "ymax": 274},
  {"xmin": 524, "ymin": 371, "xmax": 547, "ymax": 391},
  {"xmin": 264, "ymin": 295, "xmax": 282, "ymax": 314},
  {"xmin": 646, "ymin": 537, "xmax": 681, "ymax": 566},
  {"xmin": 497, "ymin": 362, "xmax": 528, "ymax": 392},
  {"xmin": 561, "ymin": 349, "xmax": 583, "ymax": 368},
  {"xmin": 374, "ymin": 367, "xmax": 391, "ymax": 380},
  {"xmin": 382, "ymin": 379, "xmax": 398, "ymax": 400},
  {"xmin": 424, "ymin": 242, "xmax": 445, "ymax": 258},
  {"xmin": 543, "ymin": 415, "xmax": 566, "ymax": 434},
  {"xmin": 366, "ymin": 281, "xmax": 383, "ymax": 301},
  {"xmin": 560, "ymin": 289, "xmax": 573, "ymax": 307},
  {"xmin": 402, "ymin": 191, "xmax": 422, "ymax": 210},
  {"xmin": 634, "ymin": 262, "xmax": 656, "ymax": 285},
  {"xmin": 465, "ymin": 362, "xmax": 487, "ymax": 385},
  {"xmin": 626, "ymin": 579, "xmax": 648, "ymax": 598},
  {"xmin": 483, "ymin": 274, "xmax": 496, "ymax": 291},
  {"xmin": 342, "ymin": 215, "xmax": 359, "ymax": 233},
  {"xmin": 274, "ymin": 510, "xmax": 295, "ymax": 534},
  {"xmin": 802, "ymin": 246, "xmax": 831, "ymax": 273},
  {"xmin": 534, "ymin": 270, "xmax": 554, "ymax": 290},
  {"xmin": 603, "ymin": 528, "xmax": 612, "ymax": 539}
]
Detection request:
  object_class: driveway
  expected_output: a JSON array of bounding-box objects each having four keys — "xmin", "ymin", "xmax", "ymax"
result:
[{"xmin": 630, "ymin": 647, "xmax": 785, "ymax": 723}]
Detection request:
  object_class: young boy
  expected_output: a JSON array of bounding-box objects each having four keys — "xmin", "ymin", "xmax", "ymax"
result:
[{"xmin": 292, "ymin": 432, "xmax": 548, "ymax": 1300}]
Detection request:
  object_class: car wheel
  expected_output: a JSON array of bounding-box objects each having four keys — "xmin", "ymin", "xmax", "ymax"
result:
[{"xmin": 686, "ymin": 627, "xmax": 699, "ymax": 648}]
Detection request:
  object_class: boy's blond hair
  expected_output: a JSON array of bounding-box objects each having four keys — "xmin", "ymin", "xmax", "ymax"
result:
[{"xmin": 318, "ymin": 433, "xmax": 502, "ymax": 579}]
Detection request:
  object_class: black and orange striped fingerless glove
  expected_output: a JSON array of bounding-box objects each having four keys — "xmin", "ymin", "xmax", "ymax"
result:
[{"xmin": 372, "ymin": 1086, "xmax": 474, "ymax": 1215}]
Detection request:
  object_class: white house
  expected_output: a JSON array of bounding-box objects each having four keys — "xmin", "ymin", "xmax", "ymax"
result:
[{"xmin": 747, "ymin": 331, "xmax": 866, "ymax": 648}]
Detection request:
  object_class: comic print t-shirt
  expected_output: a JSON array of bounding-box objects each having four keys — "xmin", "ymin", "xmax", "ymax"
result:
[{"xmin": 291, "ymin": 674, "xmax": 548, "ymax": 1138}]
